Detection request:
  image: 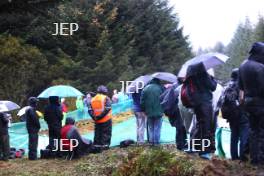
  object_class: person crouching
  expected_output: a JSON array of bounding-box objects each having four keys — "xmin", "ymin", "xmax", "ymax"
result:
[{"xmin": 88, "ymin": 85, "xmax": 112, "ymax": 150}]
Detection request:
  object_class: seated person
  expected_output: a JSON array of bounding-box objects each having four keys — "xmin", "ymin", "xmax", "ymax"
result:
[{"xmin": 61, "ymin": 117, "xmax": 92, "ymax": 157}]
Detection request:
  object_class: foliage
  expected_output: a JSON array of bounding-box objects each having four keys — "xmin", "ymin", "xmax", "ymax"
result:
[
  {"xmin": 0, "ymin": 35, "xmax": 49, "ymax": 105},
  {"xmin": 113, "ymin": 147, "xmax": 195, "ymax": 176},
  {"xmin": 0, "ymin": 0, "xmax": 191, "ymax": 105}
]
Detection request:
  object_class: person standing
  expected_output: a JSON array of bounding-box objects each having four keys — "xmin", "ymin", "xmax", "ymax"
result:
[
  {"xmin": 76, "ymin": 96, "xmax": 84, "ymax": 119},
  {"xmin": 25, "ymin": 97, "xmax": 40, "ymax": 160},
  {"xmin": 44, "ymin": 96, "xmax": 63, "ymax": 151},
  {"xmin": 183, "ymin": 62, "xmax": 217, "ymax": 157},
  {"xmin": 132, "ymin": 89, "xmax": 147, "ymax": 144},
  {"xmin": 239, "ymin": 42, "xmax": 264, "ymax": 165},
  {"xmin": 220, "ymin": 69, "xmax": 249, "ymax": 161},
  {"xmin": 0, "ymin": 112, "xmax": 10, "ymax": 161},
  {"xmin": 140, "ymin": 78, "xmax": 164, "ymax": 145},
  {"xmin": 112, "ymin": 89, "xmax": 119, "ymax": 104},
  {"xmin": 88, "ymin": 85, "xmax": 112, "ymax": 149}
]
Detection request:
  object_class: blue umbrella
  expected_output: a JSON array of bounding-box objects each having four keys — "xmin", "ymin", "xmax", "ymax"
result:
[
  {"xmin": 38, "ymin": 85, "xmax": 84, "ymax": 98},
  {"xmin": 126, "ymin": 75, "xmax": 152, "ymax": 93},
  {"xmin": 152, "ymin": 72, "xmax": 178, "ymax": 83},
  {"xmin": 0, "ymin": 101, "xmax": 20, "ymax": 112},
  {"xmin": 178, "ymin": 52, "xmax": 229, "ymax": 78}
]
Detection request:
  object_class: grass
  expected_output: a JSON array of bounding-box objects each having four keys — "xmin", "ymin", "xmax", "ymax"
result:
[{"xmin": 1, "ymin": 145, "xmax": 264, "ymax": 176}]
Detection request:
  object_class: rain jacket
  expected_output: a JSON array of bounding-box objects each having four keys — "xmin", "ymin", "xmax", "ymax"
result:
[
  {"xmin": 0, "ymin": 112, "xmax": 9, "ymax": 135},
  {"xmin": 132, "ymin": 89, "xmax": 143, "ymax": 112},
  {"xmin": 186, "ymin": 62, "xmax": 217, "ymax": 105},
  {"xmin": 140, "ymin": 79, "xmax": 164, "ymax": 118},
  {"xmin": 61, "ymin": 124, "xmax": 92, "ymax": 154},
  {"xmin": 239, "ymin": 43, "xmax": 264, "ymax": 103},
  {"xmin": 76, "ymin": 97, "xmax": 84, "ymax": 111},
  {"xmin": 26, "ymin": 106, "xmax": 40, "ymax": 134},
  {"xmin": 44, "ymin": 96, "xmax": 63, "ymax": 128}
]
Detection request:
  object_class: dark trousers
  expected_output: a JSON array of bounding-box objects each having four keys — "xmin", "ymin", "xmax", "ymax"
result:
[
  {"xmin": 229, "ymin": 119, "xmax": 249, "ymax": 160},
  {"xmin": 0, "ymin": 134, "xmax": 10, "ymax": 160},
  {"xmin": 28, "ymin": 133, "xmax": 39, "ymax": 160},
  {"xmin": 192, "ymin": 102, "xmax": 214, "ymax": 154},
  {"xmin": 94, "ymin": 120, "xmax": 112, "ymax": 146},
  {"xmin": 48, "ymin": 126, "xmax": 61, "ymax": 151},
  {"xmin": 170, "ymin": 108, "xmax": 187, "ymax": 150},
  {"xmin": 245, "ymin": 106, "xmax": 264, "ymax": 165}
]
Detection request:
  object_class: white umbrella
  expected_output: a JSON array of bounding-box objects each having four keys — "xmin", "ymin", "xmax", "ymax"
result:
[
  {"xmin": 178, "ymin": 52, "xmax": 229, "ymax": 78},
  {"xmin": 152, "ymin": 72, "xmax": 178, "ymax": 83},
  {"xmin": 17, "ymin": 106, "xmax": 30, "ymax": 116},
  {"xmin": 0, "ymin": 101, "xmax": 20, "ymax": 112}
]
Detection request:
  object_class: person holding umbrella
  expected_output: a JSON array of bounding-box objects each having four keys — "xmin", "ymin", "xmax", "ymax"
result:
[
  {"xmin": 181, "ymin": 62, "xmax": 217, "ymax": 158},
  {"xmin": 0, "ymin": 112, "xmax": 10, "ymax": 161},
  {"xmin": 0, "ymin": 100, "xmax": 20, "ymax": 161},
  {"xmin": 140, "ymin": 78, "xmax": 165, "ymax": 145},
  {"xmin": 44, "ymin": 96, "xmax": 63, "ymax": 152},
  {"xmin": 25, "ymin": 97, "xmax": 40, "ymax": 160}
]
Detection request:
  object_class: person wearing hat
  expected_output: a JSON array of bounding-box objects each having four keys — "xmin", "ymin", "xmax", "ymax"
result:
[
  {"xmin": 88, "ymin": 85, "xmax": 112, "ymax": 149},
  {"xmin": 239, "ymin": 42, "xmax": 264, "ymax": 165},
  {"xmin": 25, "ymin": 97, "xmax": 40, "ymax": 160}
]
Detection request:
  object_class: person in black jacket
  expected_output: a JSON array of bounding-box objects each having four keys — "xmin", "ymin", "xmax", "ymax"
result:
[
  {"xmin": 239, "ymin": 42, "xmax": 264, "ymax": 165},
  {"xmin": 0, "ymin": 112, "xmax": 10, "ymax": 161},
  {"xmin": 186, "ymin": 62, "xmax": 217, "ymax": 157},
  {"xmin": 221, "ymin": 69, "xmax": 249, "ymax": 161},
  {"xmin": 25, "ymin": 97, "xmax": 40, "ymax": 160},
  {"xmin": 44, "ymin": 96, "xmax": 63, "ymax": 151}
]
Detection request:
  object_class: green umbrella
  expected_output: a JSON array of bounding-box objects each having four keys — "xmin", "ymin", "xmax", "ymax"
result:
[{"xmin": 38, "ymin": 85, "xmax": 84, "ymax": 98}]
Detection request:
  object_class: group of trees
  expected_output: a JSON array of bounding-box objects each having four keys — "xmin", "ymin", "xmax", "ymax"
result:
[
  {"xmin": 0, "ymin": 0, "xmax": 192, "ymax": 105},
  {"xmin": 210, "ymin": 17, "xmax": 264, "ymax": 82}
]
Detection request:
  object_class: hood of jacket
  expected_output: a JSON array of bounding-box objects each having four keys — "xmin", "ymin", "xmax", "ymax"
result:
[
  {"xmin": 248, "ymin": 42, "xmax": 264, "ymax": 65},
  {"xmin": 49, "ymin": 96, "xmax": 60, "ymax": 105},
  {"xmin": 186, "ymin": 62, "xmax": 207, "ymax": 78}
]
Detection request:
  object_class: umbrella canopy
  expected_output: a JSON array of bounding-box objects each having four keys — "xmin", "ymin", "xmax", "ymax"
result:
[
  {"xmin": 38, "ymin": 85, "xmax": 84, "ymax": 98},
  {"xmin": 126, "ymin": 75, "xmax": 152, "ymax": 93},
  {"xmin": 178, "ymin": 52, "xmax": 229, "ymax": 78},
  {"xmin": 151, "ymin": 72, "xmax": 178, "ymax": 83},
  {"xmin": 17, "ymin": 106, "xmax": 30, "ymax": 116},
  {"xmin": 0, "ymin": 101, "xmax": 20, "ymax": 112}
]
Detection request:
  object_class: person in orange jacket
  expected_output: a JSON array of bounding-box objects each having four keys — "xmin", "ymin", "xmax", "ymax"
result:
[{"xmin": 88, "ymin": 85, "xmax": 112, "ymax": 149}]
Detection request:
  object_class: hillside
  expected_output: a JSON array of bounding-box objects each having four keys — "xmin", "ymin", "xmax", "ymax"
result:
[{"xmin": 0, "ymin": 145, "xmax": 262, "ymax": 176}]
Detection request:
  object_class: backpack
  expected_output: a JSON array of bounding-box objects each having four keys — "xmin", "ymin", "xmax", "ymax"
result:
[
  {"xmin": 181, "ymin": 78, "xmax": 197, "ymax": 108},
  {"xmin": 220, "ymin": 82, "xmax": 240, "ymax": 120},
  {"xmin": 160, "ymin": 85, "xmax": 179, "ymax": 126}
]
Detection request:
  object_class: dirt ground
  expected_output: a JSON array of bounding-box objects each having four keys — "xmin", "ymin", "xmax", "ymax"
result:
[{"xmin": 1, "ymin": 145, "xmax": 264, "ymax": 176}]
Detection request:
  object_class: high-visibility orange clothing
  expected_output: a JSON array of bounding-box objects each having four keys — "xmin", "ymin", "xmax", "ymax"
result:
[{"xmin": 91, "ymin": 94, "xmax": 112, "ymax": 123}]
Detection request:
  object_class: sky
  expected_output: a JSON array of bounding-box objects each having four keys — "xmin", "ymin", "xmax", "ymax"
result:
[{"xmin": 169, "ymin": 0, "xmax": 264, "ymax": 51}]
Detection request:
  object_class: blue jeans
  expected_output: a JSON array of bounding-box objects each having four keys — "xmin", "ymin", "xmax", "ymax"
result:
[{"xmin": 147, "ymin": 117, "xmax": 162, "ymax": 144}]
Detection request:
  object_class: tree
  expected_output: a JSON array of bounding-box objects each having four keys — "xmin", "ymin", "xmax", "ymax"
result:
[{"xmin": 0, "ymin": 35, "xmax": 49, "ymax": 105}]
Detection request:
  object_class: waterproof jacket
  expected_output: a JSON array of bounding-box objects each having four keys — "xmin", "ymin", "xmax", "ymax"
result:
[
  {"xmin": 132, "ymin": 89, "xmax": 143, "ymax": 112},
  {"xmin": 140, "ymin": 79, "xmax": 164, "ymax": 118},
  {"xmin": 0, "ymin": 112, "xmax": 9, "ymax": 135},
  {"xmin": 239, "ymin": 42, "xmax": 264, "ymax": 100},
  {"xmin": 44, "ymin": 96, "xmax": 63, "ymax": 128},
  {"xmin": 186, "ymin": 62, "xmax": 217, "ymax": 105},
  {"xmin": 61, "ymin": 124, "xmax": 92, "ymax": 153},
  {"xmin": 88, "ymin": 94, "xmax": 112, "ymax": 124},
  {"xmin": 239, "ymin": 61, "xmax": 264, "ymax": 101},
  {"xmin": 26, "ymin": 107, "xmax": 40, "ymax": 134}
]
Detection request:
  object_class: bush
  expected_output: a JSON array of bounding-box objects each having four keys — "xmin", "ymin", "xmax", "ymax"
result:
[{"xmin": 113, "ymin": 147, "xmax": 195, "ymax": 176}]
